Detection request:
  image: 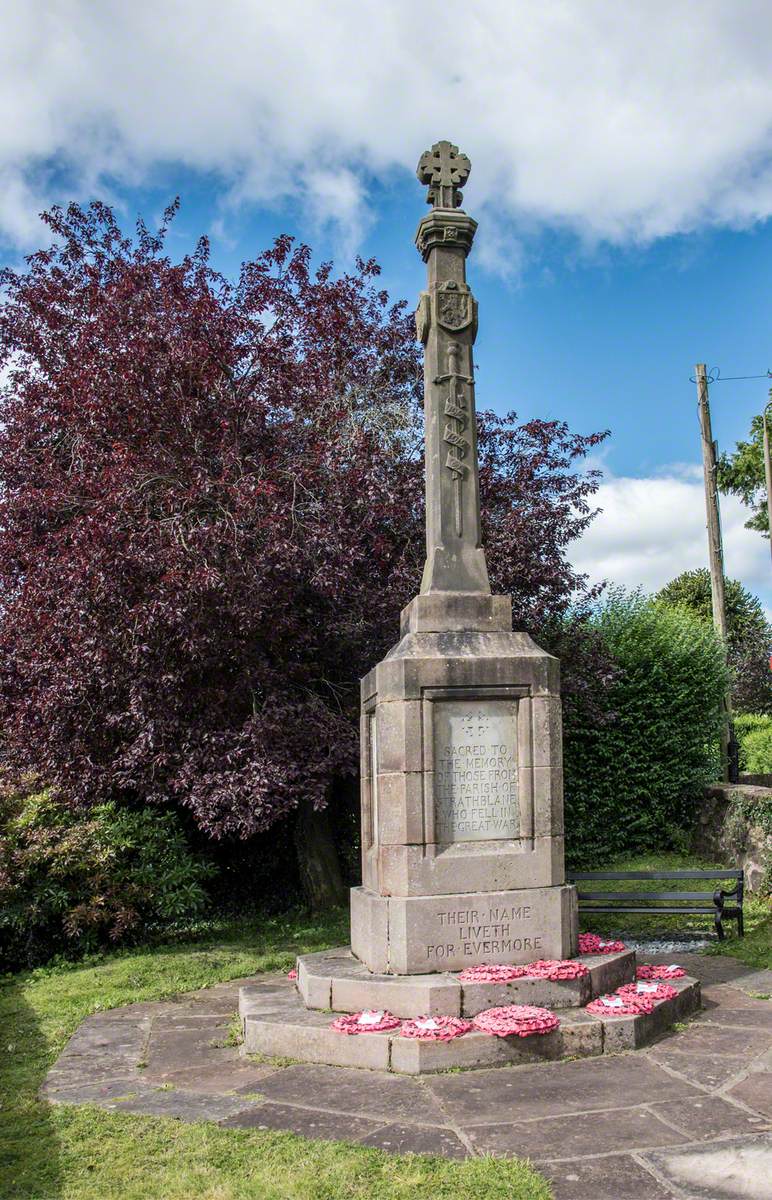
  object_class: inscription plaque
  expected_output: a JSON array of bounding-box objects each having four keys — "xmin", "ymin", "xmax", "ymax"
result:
[
  {"xmin": 434, "ymin": 699, "xmax": 519, "ymax": 842},
  {"xmin": 426, "ymin": 902, "xmax": 542, "ymax": 962}
]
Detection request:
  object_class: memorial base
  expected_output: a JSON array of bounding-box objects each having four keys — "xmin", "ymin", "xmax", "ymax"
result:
[
  {"xmin": 350, "ymin": 883, "xmax": 577, "ymax": 975},
  {"xmin": 238, "ymin": 956, "xmax": 701, "ymax": 1075}
]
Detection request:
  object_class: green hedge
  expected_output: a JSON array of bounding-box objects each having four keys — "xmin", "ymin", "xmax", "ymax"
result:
[
  {"xmin": 564, "ymin": 592, "xmax": 728, "ymax": 866},
  {"xmin": 0, "ymin": 789, "xmax": 213, "ymax": 970},
  {"xmin": 735, "ymin": 712, "xmax": 772, "ymax": 774}
]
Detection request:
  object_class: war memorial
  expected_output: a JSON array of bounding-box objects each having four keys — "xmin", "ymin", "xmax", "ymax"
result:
[
  {"xmin": 237, "ymin": 143, "xmax": 701, "ymax": 1072},
  {"xmin": 36, "ymin": 145, "xmax": 770, "ymax": 1200}
]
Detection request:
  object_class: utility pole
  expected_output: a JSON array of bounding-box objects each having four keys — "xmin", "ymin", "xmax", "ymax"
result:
[
  {"xmin": 695, "ymin": 364, "xmax": 737, "ymax": 781},
  {"xmin": 763, "ymin": 392, "xmax": 772, "ymax": 565}
]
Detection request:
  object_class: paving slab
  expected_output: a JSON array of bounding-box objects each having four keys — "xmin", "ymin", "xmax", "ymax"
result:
[
  {"xmin": 641, "ymin": 1134, "xmax": 772, "ymax": 1200},
  {"xmin": 732, "ymin": 969, "xmax": 772, "ymax": 997},
  {"xmin": 464, "ymin": 1105, "xmax": 687, "ymax": 1159},
  {"xmin": 156, "ymin": 995, "xmax": 238, "ymax": 1018},
  {"xmin": 109, "ymin": 1089, "xmax": 259, "ymax": 1123},
  {"xmin": 254, "ymin": 1062, "xmax": 447, "ymax": 1124},
  {"xmin": 726, "ymin": 1073, "xmax": 772, "ymax": 1118},
  {"xmin": 150, "ymin": 1013, "xmax": 235, "ymax": 1030},
  {"xmin": 43, "ymin": 1059, "xmax": 142, "ymax": 1090},
  {"xmin": 646, "ymin": 1050, "xmax": 755, "ymax": 1090},
  {"xmin": 220, "ymin": 1101, "xmax": 386, "ymax": 1141},
  {"xmin": 58, "ymin": 1021, "xmax": 148, "ymax": 1060},
  {"xmin": 426, "ymin": 1055, "xmax": 701, "ymax": 1125},
  {"xmin": 542, "ymin": 1154, "xmax": 676, "ymax": 1200},
  {"xmin": 649, "ymin": 1020, "xmax": 770, "ymax": 1060},
  {"xmin": 144, "ymin": 1062, "xmax": 279, "ymax": 1094},
  {"xmin": 649, "ymin": 1095, "xmax": 771, "ymax": 1141},
  {"xmin": 701, "ymin": 987, "xmax": 772, "ymax": 1029},
  {"xmin": 146, "ymin": 1040, "xmax": 243, "ymax": 1078},
  {"xmin": 42, "ymin": 1076, "xmax": 161, "ymax": 1105},
  {"xmin": 357, "ymin": 1122, "xmax": 470, "ymax": 1157},
  {"xmin": 702, "ymin": 985, "xmax": 772, "ymax": 1010}
]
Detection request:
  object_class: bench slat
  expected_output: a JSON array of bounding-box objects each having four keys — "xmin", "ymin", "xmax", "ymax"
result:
[
  {"xmin": 577, "ymin": 891, "xmax": 723, "ymax": 902},
  {"xmin": 577, "ymin": 904, "xmax": 718, "ymax": 914},
  {"xmin": 569, "ymin": 870, "xmax": 741, "ymax": 881}
]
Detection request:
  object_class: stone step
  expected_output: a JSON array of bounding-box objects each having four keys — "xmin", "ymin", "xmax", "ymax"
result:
[
  {"xmin": 239, "ymin": 973, "xmax": 700, "ymax": 1075},
  {"xmin": 295, "ymin": 945, "xmax": 636, "ymax": 1017}
]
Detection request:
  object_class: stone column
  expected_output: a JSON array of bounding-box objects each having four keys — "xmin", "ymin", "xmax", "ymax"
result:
[
  {"xmin": 350, "ymin": 141, "xmax": 577, "ymax": 975},
  {"xmin": 414, "ymin": 149, "xmax": 488, "ymax": 595}
]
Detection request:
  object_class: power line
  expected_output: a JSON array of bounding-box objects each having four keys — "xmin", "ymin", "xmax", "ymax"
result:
[{"xmin": 689, "ymin": 367, "xmax": 771, "ymax": 384}]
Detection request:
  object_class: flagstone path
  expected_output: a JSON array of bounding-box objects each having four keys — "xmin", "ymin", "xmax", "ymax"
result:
[{"xmin": 42, "ymin": 953, "xmax": 772, "ymax": 1199}]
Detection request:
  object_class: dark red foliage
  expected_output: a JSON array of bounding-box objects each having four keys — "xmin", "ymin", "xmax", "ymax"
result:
[{"xmin": 0, "ymin": 203, "xmax": 608, "ymax": 838}]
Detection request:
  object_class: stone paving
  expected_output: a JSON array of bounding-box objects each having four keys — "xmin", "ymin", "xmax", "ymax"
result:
[{"xmin": 42, "ymin": 953, "xmax": 772, "ymax": 1199}]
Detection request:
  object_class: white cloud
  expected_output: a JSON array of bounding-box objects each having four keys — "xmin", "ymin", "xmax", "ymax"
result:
[
  {"xmin": 2, "ymin": 2, "xmax": 772, "ymax": 256},
  {"xmin": 571, "ymin": 465, "xmax": 772, "ymax": 611}
]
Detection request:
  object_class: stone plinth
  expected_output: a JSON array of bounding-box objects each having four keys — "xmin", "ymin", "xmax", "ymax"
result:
[
  {"xmin": 351, "ymin": 884, "xmax": 576, "ymax": 975},
  {"xmin": 354, "ymin": 591, "xmax": 576, "ymax": 974}
]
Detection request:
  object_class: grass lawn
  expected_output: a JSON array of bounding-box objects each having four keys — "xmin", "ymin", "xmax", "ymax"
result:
[
  {"xmin": 0, "ymin": 909, "xmax": 551, "ymax": 1200},
  {"xmin": 571, "ymin": 851, "xmax": 771, "ymax": 972}
]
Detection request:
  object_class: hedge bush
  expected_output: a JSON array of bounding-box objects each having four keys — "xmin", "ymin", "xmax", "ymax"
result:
[
  {"xmin": 564, "ymin": 591, "xmax": 728, "ymax": 866},
  {"xmin": 735, "ymin": 713, "xmax": 772, "ymax": 774},
  {"xmin": 0, "ymin": 788, "xmax": 213, "ymax": 970}
]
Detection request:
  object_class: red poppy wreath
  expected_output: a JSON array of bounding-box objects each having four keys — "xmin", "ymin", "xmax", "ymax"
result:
[
  {"xmin": 457, "ymin": 964, "xmax": 527, "ymax": 983},
  {"xmin": 331, "ymin": 1010, "xmax": 401, "ymax": 1034},
  {"xmin": 618, "ymin": 981, "xmax": 678, "ymax": 1003},
  {"xmin": 522, "ymin": 959, "xmax": 590, "ymax": 981},
  {"xmin": 472, "ymin": 1004, "xmax": 560, "ymax": 1038},
  {"xmin": 586, "ymin": 990, "xmax": 655, "ymax": 1016},
  {"xmin": 578, "ymin": 933, "xmax": 627, "ymax": 954},
  {"xmin": 399, "ymin": 1016, "xmax": 473, "ymax": 1041},
  {"xmin": 636, "ymin": 963, "xmax": 685, "ymax": 980}
]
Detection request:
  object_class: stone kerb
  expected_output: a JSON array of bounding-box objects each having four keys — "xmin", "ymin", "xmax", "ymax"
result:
[
  {"xmin": 295, "ymin": 946, "xmax": 636, "ymax": 1018},
  {"xmin": 239, "ymin": 972, "xmax": 702, "ymax": 1076}
]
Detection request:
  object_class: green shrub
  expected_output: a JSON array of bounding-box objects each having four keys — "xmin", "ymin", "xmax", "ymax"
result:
[
  {"xmin": 0, "ymin": 788, "xmax": 213, "ymax": 969},
  {"xmin": 735, "ymin": 712, "xmax": 772, "ymax": 774},
  {"xmin": 564, "ymin": 591, "xmax": 729, "ymax": 866}
]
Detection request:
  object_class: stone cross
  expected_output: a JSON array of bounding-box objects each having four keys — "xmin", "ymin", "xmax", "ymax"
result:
[
  {"xmin": 414, "ymin": 141, "xmax": 490, "ymax": 594},
  {"xmin": 417, "ymin": 140, "xmax": 471, "ymax": 210}
]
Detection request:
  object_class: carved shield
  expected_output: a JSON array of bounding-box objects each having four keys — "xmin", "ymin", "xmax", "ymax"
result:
[{"xmin": 436, "ymin": 287, "xmax": 472, "ymax": 332}]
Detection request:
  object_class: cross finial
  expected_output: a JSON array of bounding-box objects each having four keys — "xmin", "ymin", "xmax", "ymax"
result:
[{"xmin": 417, "ymin": 141, "xmax": 471, "ymax": 209}]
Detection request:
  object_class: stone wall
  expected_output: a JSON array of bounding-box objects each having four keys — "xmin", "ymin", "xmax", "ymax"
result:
[
  {"xmin": 740, "ymin": 772, "xmax": 772, "ymax": 788},
  {"xmin": 692, "ymin": 783, "xmax": 772, "ymax": 895}
]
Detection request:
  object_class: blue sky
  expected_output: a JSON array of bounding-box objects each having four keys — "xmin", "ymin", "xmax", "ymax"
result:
[
  {"xmin": 150, "ymin": 169, "xmax": 772, "ymax": 476},
  {"xmin": 2, "ymin": 1, "xmax": 771, "ymax": 611}
]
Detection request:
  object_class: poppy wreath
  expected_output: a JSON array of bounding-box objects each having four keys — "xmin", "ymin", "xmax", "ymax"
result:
[
  {"xmin": 586, "ymin": 990, "xmax": 656, "ymax": 1016},
  {"xmin": 578, "ymin": 933, "xmax": 627, "ymax": 954},
  {"xmin": 618, "ymin": 981, "xmax": 678, "ymax": 1003},
  {"xmin": 636, "ymin": 963, "xmax": 686, "ymax": 980},
  {"xmin": 472, "ymin": 1004, "xmax": 560, "ymax": 1038},
  {"xmin": 287, "ymin": 968, "xmax": 298, "ymax": 980},
  {"xmin": 457, "ymin": 964, "xmax": 528, "ymax": 983},
  {"xmin": 399, "ymin": 1016, "xmax": 473, "ymax": 1041},
  {"xmin": 522, "ymin": 959, "xmax": 590, "ymax": 981},
  {"xmin": 331, "ymin": 1010, "xmax": 402, "ymax": 1035}
]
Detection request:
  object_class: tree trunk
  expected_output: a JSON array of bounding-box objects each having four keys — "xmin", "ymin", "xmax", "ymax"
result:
[{"xmin": 294, "ymin": 799, "xmax": 347, "ymax": 911}]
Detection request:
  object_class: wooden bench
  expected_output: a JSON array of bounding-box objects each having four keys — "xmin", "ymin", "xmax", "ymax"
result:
[{"xmin": 567, "ymin": 869, "xmax": 744, "ymax": 940}]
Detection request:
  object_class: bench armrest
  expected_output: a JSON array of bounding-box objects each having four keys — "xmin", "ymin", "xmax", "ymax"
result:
[{"xmin": 716, "ymin": 879, "xmax": 744, "ymax": 904}]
